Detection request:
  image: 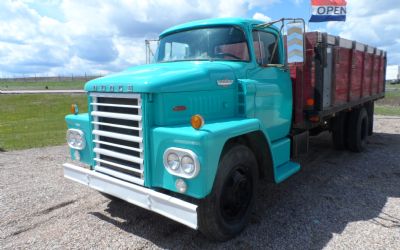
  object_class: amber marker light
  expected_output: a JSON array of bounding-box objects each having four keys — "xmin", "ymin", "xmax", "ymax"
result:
[
  {"xmin": 306, "ymin": 98, "xmax": 315, "ymax": 107},
  {"xmin": 71, "ymin": 104, "xmax": 79, "ymax": 115},
  {"xmin": 191, "ymin": 114, "xmax": 204, "ymax": 130},
  {"xmin": 309, "ymin": 115, "xmax": 320, "ymax": 123}
]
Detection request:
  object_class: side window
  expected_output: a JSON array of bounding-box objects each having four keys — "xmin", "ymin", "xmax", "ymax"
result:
[
  {"xmin": 252, "ymin": 31, "xmax": 280, "ymax": 65},
  {"xmin": 163, "ymin": 42, "xmax": 189, "ymax": 61}
]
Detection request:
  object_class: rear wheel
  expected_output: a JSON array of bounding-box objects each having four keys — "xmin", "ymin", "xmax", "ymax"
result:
[
  {"xmin": 347, "ymin": 107, "xmax": 369, "ymax": 152},
  {"xmin": 198, "ymin": 144, "xmax": 258, "ymax": 241},
  {"xmin": 366, "ymin": 102, "xmax": 374, "ymax": 136},
  {"xmin": 331, "ymin": 112, "xmax": 348, "ymax": 150}
]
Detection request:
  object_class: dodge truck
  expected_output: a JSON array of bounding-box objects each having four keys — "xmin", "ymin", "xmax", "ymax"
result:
[{"xmin": 63, "ymin": 17, "xmax": 386, "ymax": 241}]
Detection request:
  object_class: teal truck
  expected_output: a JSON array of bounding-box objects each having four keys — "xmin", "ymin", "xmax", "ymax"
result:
[{"xmin": 63, "ymin": 18, "xmax": 386, "ymax": 241}]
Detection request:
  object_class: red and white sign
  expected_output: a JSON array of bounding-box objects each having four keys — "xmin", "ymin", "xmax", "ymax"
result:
[{"xmin": 310, "ymin": 0, "xmax": 347, "ymax": 22}]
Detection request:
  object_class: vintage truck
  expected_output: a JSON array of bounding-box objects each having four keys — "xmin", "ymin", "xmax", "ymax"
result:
[{"xmin": 63, "ymin": 18, "xmax": 386, "ymax": 241}]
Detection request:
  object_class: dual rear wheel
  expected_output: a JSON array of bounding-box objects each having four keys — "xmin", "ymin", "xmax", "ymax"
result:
[{"xmin": 331, "ymin": 106, "xmax": 370, "ymax": 152}]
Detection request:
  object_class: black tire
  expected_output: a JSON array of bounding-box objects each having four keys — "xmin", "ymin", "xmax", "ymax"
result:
[
  {"xmin": 347, "ymin": 107, "xmax": 369, "ymax": 152},
  {"xmin": 198, "ymin": 144, "xmax": 258, "ymax": 241},
  {"xmin": 331, "ymin": 112, "xmax": 348, "ymax": 150},
  {"xmin": 366, "ymin": 102, "xmax": 374, "ymax": 136}
]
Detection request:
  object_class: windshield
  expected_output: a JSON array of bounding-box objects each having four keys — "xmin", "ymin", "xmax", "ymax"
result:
[{"xmin": 155, "ymin": 26, "xmax": 249, "ymax": 63}]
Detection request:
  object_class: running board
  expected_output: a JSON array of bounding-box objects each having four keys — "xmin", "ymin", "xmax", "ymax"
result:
[
  {"xmin": 274, "ymin": 161, "xmax": 300, "ymax": 183},
  {"xmin": 270, "ymin": 137, "xmax": 301, "ymax": 183}
]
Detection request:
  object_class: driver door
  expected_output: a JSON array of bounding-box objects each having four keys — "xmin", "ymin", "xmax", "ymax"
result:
[{"xmin": 250, "ymin": 29, "xmax": 293, "ymax": 142}]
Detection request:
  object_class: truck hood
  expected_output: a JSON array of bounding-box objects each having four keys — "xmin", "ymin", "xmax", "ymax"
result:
[{"xmin": 85, "ymin": 61, "xmax": 239, "ymax": 93}]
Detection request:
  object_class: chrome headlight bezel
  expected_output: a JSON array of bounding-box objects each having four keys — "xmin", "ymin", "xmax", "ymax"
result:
[
  {"xmin": 66, "ymin": 129, "xmax": 86, "ymax": 150},
  {"xmin": 163, "ymin": 147, "xmax": 200, "ymax": 179}
]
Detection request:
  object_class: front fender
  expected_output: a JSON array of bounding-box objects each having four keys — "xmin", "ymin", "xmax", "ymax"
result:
[
  {"xmin": 65, "ymin": 113, "xmax": 94, "ymax": 166},
  {"xmin": 149, "ymin": 118, "xmax": 262, "ymax": 199}
]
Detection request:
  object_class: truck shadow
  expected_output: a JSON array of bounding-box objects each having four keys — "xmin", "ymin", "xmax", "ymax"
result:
[{"xmin": 90, "ymin": 131, "xmax": 400, "ymax": 249}]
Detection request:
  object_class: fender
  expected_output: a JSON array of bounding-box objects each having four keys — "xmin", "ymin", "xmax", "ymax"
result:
[
  {"xmin": 65, "ymin": 113, "xmax": 94, "ymax": 166},
  {"xmin": 150, "ymin": 118, "xmax": 263, "ymax": 199}
]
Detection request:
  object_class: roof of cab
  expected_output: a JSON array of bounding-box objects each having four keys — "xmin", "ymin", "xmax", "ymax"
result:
[{"xmin": 160, "ymin": 17, "xmax": 265, "ymax": 37}]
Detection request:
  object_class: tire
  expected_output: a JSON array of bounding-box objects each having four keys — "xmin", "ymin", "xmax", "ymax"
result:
[
  {"xmin": 367, "ymin": 102, "xmax": 374, "ymax": 136},
  {"xmin": 331, "ymin": 112, "xmax": 348, "ymax": 150},
  {"xmin": 198, "ymin": 144, "xmax": 258, "ymax": 241},
  {"xmin": 347, "ymin": 107, "xmax": 369, "ymax": 152}
]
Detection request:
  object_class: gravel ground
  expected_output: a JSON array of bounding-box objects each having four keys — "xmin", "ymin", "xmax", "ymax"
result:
[{"xmin": 1, "ymin": 115, "xmax": 400, "ymax": 249}]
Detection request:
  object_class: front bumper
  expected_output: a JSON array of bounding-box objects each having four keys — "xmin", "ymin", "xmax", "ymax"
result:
[{"xmin": 63, "ymin": 163, "xmax": 198, "ymax": 229}]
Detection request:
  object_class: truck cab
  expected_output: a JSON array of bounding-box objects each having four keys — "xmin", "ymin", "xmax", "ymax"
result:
[{"xmin": 63, "ymin": 17, "xmax": 385, "ymax": 241}]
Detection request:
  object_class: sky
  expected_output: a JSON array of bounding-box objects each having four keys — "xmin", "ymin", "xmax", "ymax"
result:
[{"xmin": 0, "ymin": 0, "xmax": 399, "ymax": 78}]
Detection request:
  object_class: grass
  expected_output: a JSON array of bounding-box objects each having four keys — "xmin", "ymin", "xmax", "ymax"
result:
[
  {"xmin": 0, "ymin": 80, "xmax": 86, "ymax": 90},
  {"xmin": 0, "ymin": 94, "xmax": 88, "ymax": 151},
  {"xmin": 0, "ymin": 83, "xmax": 398, "ymax": 151},
  {"xmin": 375, "ymin": 84, "xmax": 400, "ymax": 116}
]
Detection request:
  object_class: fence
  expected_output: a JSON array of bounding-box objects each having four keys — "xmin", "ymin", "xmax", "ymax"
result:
[{"xmin": 0, "ymin": 74, "xmax": 101, "ymax": 83}]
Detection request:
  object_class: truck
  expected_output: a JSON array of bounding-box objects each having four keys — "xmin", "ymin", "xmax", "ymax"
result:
[
  {"xmin": 63, "ymin": 17, "xmax": 386, "ymax": 241},
  {"xmin": 386, "ymin": 65, "xmax": 400, "ymax": 84}
]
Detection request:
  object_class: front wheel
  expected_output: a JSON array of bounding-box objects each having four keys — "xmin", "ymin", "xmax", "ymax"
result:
[{"xmin": 198, "ymin": 144, "xmax": 258, "ymax": 241}]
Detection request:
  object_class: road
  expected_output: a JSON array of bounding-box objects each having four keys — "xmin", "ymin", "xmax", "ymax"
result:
[
  {"xmin": 1, "ymin": 116, "xmax": 399, "ymax": 249},
  {"xmin": 0, "ymin": 90, "xmax": 85, "ymax": 94}
]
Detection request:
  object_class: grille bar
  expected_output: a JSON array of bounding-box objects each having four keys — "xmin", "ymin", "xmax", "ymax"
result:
[
  {"xmin": 94, "ymin": 158, "xmax": 143, "ymax": 174},
  {"xmin": 91, "ymin": 121, "xmax": 142, "ymax": 131},
  {"xmin": 91, "ymin": 111, "xmax": 142, "ymax": 121},
  {"xmin": 94, "ymin": 147, "xmax": 143, "ymax": 165},
  {"xmin": 90, "ymin": 93, "xmax": 144, "ymax": 185},
  {"xmin": 90, "ymin": 103, "xmax": 141, "ymax": 109},
  {"xmin": 95, "ymin": 166, "xmax": 144, "ymax": 185},
  {"xmin": 92, "ymin": 130, "xmax": 142, "ymax": 143},
  {"xmin": 93, "ymin": 140, "xmax": 143, "ymax": 153}
]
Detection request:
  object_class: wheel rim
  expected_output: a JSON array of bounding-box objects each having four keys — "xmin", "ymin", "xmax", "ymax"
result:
[{"xmin": 220, "ymin": 165, "xmax": 253, "ymax": 223}]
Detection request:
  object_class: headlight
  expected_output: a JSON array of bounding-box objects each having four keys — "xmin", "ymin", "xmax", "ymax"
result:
[
  {"xmin": 166, "ymin": 153, "xmax": 180, "ymax": 170},
  {"xmin": 181, "ymin": 156, "xmax": 195, "ymax": 174},
  {"xmin": 163, "ymin": 147, "xmax": 200, "ymax": 179},
  {"xmin": 66, "ymin": 129, "xmax": 86, "ymax": 150}
]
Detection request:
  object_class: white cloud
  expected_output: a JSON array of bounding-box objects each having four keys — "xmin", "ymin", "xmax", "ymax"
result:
[
  {"xmin": 1, "ymin": 0, "xmax": 272, "ymax": 76},
  {"xmin": 292, "ymin": 0, "xmax": 303, "ymax": 6},
  {"xmin": 252, "ymin": 12, "xmax": 271, "ymax": 22},
  {"xmin": 0, "ymin": 0, "xmax": 399, "ymax": 77},
  {"xmin": 325, "ymin": 0, "xmax": 400, "ymax": 65}
]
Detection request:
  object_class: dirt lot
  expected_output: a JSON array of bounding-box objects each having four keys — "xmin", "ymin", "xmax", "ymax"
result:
[{"xmin": 1, "ymin": 116, "xmax": 400, "ymax": 249}]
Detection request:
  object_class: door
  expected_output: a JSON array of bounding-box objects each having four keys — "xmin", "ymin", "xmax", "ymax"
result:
[{"xmin": 250, "ymin": 29, "xmax": 293, "ymax": 141}]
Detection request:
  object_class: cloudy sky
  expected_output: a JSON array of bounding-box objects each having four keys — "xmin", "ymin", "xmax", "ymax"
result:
[{"xmin": 0, "ymin": 0, "xmax": 399, "ymax": 77}]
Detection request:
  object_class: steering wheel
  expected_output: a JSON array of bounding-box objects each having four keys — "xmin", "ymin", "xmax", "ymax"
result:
[{"xmin": 215, "ymin": 52, "xmax": 241, "ymax": 60}]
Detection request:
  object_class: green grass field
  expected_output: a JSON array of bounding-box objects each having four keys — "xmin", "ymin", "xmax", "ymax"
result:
[
  {"xmin": 0, "ymin": 94, "xmax": 87, "ymax": 151},
  {"xmin": 0, "ymin": 80, "xmax": 86, "ymax": 90},
  {"xmin": 375, "ymin": 84, "xmax": 400, "ymax": 116},
  {"xmin": 0, "ymin": 83, "xmax": 398, "ymax": 151}
]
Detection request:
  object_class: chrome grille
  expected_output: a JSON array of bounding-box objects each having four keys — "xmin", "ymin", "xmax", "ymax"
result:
[{"xmin": 90, "ymin": 93, "xmax": 144, "ymax": 185}]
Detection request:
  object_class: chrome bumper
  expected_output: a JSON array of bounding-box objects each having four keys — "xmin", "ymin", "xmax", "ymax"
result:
[{"xmin": 63, "ymin": 163, "xmax": 198, "ymax": 229}]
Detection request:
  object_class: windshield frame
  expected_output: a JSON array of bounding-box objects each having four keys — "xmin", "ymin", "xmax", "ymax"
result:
[{"xmin": 155, "ymin": 25, "xmax": 251, "ymax": 63}]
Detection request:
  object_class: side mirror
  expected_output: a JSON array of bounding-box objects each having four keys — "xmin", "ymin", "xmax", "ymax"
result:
[{"xmin": 286, "ymin": 22, "xmax": 305, "ymax": 63}]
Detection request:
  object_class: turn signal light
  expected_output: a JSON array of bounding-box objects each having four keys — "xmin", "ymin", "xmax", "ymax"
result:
[
  {"xmin": 306, "ymin": 98, "xmax": 315, "ymax": 106},
  {"xmin": 71, "ymin": 104, "xmax": 79, "ymax": 115},
  {"xmin": 191, "ymin": 114, "xmax": 204, "ymax": 130}
]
